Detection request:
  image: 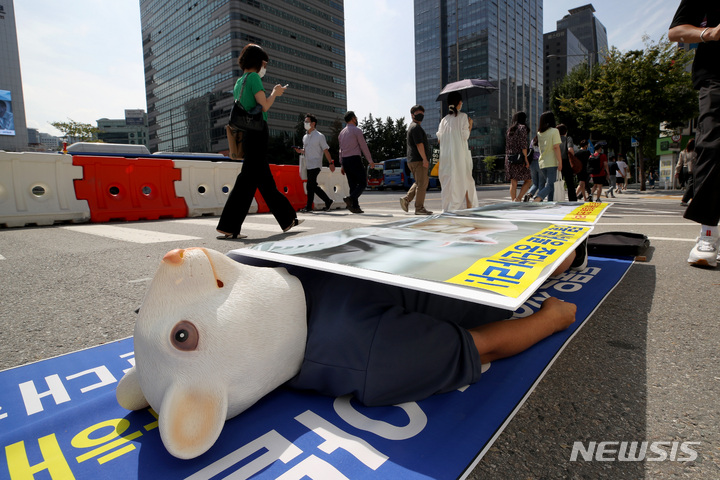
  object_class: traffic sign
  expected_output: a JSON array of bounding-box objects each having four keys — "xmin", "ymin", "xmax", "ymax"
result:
[{"xmin": 631, "ymin": 137, "xmax": 639, "ymax": 147}]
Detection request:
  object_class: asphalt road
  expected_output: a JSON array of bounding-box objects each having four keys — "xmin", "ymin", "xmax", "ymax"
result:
[{"xmin": 1, "ymin": 185, "xmax": 718, "ymax": 479}]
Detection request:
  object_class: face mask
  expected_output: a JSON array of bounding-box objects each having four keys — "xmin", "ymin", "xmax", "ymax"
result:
[
  {"xmin": 304, "ymin": 122, "xmax": 312, "ymax": 131},
  {"xmin": 414, "ymin": 113, "xmax": 424, "ymax": 122},
  {"xmin": 259, "ymin": 66, "xmax": 266, "ymax": 78}
]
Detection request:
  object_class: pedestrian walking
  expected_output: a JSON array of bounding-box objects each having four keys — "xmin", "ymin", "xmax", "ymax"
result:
[
  {"xmin": 400, "ymin": 105, "xmax": 434, "ymax": 215},
  {"xmin": 532, "ymin": 112, "xmax": 562, "ymax": 202},
  {"xmin": 338, "ymin": 111, "xmax": 374, "ymax": 214},
  {"xmin": 294, "ymin": 114, "xmax": 335, "ymax": 213},
  {"xmin": 504, "ymin": 111, "xmax": 532, "ymax": 202},
  {"xmin": 675, "ymin": 139, "xmax": 697, "ymax": 206},
  {"xmin": 669, "ymin": 3, "xmax": 720, "ymax": 267},
  {"xmin": 217, "ymin": 44, "xmax": 301, "ymax": 240}
]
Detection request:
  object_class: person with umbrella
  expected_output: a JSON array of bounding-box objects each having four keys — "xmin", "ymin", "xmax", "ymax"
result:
[{"xmin": 436, "ymin": 91, "xmax": 478, "ymax": 211}]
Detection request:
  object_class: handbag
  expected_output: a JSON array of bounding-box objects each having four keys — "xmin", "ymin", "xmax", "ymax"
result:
[
  {"xmin": 553, "ymin": 179, "xmax": 566, "ymax": 201},
  {"xmin": 565, "ymin": 137, "xmax": 582, "ymax": 174},
  {"xmin": 509, "ymin": 153, "xmax": 525, "ymax": 165},
  {"xmin": 228, "ymin": 75, "xmax": 264, "ymax": 133}
]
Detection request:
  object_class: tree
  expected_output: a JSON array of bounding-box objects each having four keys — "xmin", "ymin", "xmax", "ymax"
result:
[
  {"xmin": 556, "ymin": 37, "xmax": 697, "ymax": 190},
  {"xmin": 50, "ymin": 119, "xmax": 100, "ymax": 143},
  {"xmin": 358, "ymin": 114, "xmax": 407, "ymax": 162}
]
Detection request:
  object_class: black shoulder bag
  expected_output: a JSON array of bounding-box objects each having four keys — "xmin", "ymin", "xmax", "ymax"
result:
[{"xmin": 228, "ymin": 75, "xmax": 265, "ymax": 133}]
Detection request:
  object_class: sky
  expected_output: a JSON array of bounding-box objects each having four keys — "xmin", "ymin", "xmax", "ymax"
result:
[{"xmin": 14, "ymin": 0, "xmax": 679, "ymax": 138}]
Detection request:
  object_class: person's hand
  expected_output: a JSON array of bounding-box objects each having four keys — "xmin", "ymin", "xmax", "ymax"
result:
[
  {"xmin": 329, "ymin": 164, "xmax": 336, "ymax": 173},
  {"xmin": 293, "ymin": 147, "xmax": 302, "ymax": 154},
  {"xmin": 272, "ymin": 84, "xmax": 286, "ymax": 97},
  {"xmin": 423, "ymin": 161, "xmax": 429, "ymax": 169},
  {"xmin": 369, "ymin": 162, "xmax": 376, "ymax": 168},
  {"xmin": 341, "ymin": 167, "xmax": 345, "ymax": 176},
  {"xmin": 540, "ymin": 297, "xmax": 576, "ymax": 332},
  {"xmin": 468, "ymin": 118, "xmax": 474, "ymax": 130}
]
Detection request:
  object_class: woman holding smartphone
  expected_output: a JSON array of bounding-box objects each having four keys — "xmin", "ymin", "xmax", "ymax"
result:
[{"xmin": 217, "ymin": 44, "xmax": 301, "ymax": 239}]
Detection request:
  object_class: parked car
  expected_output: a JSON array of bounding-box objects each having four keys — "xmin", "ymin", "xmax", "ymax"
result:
[{"xmin": 383, "ymin": 157, "xmax": 439, "ymax": 190}]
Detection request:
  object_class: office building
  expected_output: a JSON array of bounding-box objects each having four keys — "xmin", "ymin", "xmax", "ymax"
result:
[
  {"xmin": 0, "ymin": 0, "xmax": 29, "ymax": 151},
  {"xmin": 543, "ymin": 29, "xmax": 588, "ymax": 111},
  {"xmin": 414, "ymin": 0, "xmax": 543, "ymax": 157},
  {"xmin": 139, "ymin": 0, "xmax": 347, "ymax": 154},
  {"xmin": 97, "ymin": 110, "xmax": 149, "ymax": 148},
  {"xmin": 556, "ymin": 4, "xmax": 608, "ymax": 69}
]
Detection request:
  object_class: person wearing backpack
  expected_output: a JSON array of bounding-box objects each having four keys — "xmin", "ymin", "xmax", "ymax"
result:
[{"xmin": 606, "ymin": 155, "xmax": 618, "ymax": 198}]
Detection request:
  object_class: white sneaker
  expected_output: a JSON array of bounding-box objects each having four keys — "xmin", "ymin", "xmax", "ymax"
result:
[{"xmin": 688, "ymin": 236, "xmax": 719, "ymax": 267}]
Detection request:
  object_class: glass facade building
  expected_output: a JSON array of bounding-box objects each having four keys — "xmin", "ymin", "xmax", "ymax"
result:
[
  {"xmin": 414, "ymin": 0, "xmax": 543, "ymax": 156},
  {"xmin": 556, "ymin": 4, "xmax": 608, "ymax": 69},
  {"xmin": 140, "ymin": 0, "xmax": 347, "ymax": 153},
  {"xmin": 543, "ymin": 28, "xmax": 588, "ymax": 111}
]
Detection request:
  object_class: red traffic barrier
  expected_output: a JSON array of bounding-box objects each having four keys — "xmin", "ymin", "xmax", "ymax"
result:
[
  {"xmin": 73, "ymin": 156, "xmax": 188, "ymax": 222},
  {"xmin": 254, "ymin": 164, "xmax": 306, "ymax": 213}
]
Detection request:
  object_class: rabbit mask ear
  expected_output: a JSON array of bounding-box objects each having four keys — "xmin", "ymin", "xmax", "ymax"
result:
[
  {"xmin": 158, "ymin": 382, "xmax": 228, "ymax": 460},
  {"xmin": 116, "ymin": 366, "xmax": 150, "ymax": 411}
]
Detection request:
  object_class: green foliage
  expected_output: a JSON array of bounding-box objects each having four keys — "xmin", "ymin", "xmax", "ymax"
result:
[
  {"xmin": 483, "ymin": 155, "xmax": 498, "ymax": 171},
  {"xmin": 360, "ymin": 114, "xmax": 407, "ymax": 161},
  {"xmin": 554, "ymin": 36, "xmax": 697, "ymax": 189},
  {"xmin": 50, "ymin": 119, "xmax": 100, "ymax": 142}
]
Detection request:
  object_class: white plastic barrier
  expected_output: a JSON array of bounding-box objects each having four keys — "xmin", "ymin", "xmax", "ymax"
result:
[
  {"xmin": 0, "ymin": 152, "xmax": 90, "ymax": 228},
  {"xmin": 173, "ymin": 160, "xmax": 259, "ymax": 217},
  {"xmin": 315, "ymin": 167, "xmax": 351, "ymax": 210}
]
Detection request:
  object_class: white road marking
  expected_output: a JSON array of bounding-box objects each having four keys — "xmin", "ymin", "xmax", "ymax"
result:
[{"xmin": 61, "ymin": 225, "xmax": 201, "ymax": 244}]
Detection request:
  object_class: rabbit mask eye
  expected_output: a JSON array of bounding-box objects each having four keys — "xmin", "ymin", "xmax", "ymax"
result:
[{"xmin": 171, "ymin": 321, "xmax": 199, "ymax": 351}]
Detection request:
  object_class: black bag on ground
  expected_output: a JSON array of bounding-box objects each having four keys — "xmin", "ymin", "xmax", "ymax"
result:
[
  {"xmin": 587, "ymin": 232, "xmax": 650, "ymax": 257},
  {"xmin": 228, "ymin": 76, "xmax": 264, "ymax": 133}
]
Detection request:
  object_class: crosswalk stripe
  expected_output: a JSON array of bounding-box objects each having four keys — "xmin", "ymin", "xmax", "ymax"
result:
[
  {"xmin": 175, "ymin": 218, "xmax": 311, "ymax": 232},
  {"xmin": 61, "ymin": 225, "xmax": 201, "ymax": 244}
]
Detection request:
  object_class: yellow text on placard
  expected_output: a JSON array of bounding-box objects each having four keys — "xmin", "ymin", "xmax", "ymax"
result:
[{"xmin": 446, "ymin": 224, "xmax": 590, "ymax": 298}]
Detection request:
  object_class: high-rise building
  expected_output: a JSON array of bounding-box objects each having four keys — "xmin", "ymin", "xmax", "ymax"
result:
[
  {"xmin": 139, "ymin": 0, "xmax": 347, "ymax": 154},
  {"xmin": 543, "ymin": 29, "xmax": 588, "ymax": 111},
  {"xmin": 0, "ymin": 0, "xmax": 29, "ymax": 151},
  {"xmin": 97, "ymin": 110, "xmax": 149, "ymax": 148},
  {"xmin": 555, "ymin": 4, "xmax": 608, "ymax": 69},
  {"xmin": 414, "ymin": 0, "xmax": 543, "ymax": 156}
]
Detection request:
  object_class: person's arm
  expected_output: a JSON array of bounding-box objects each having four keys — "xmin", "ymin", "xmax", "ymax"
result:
[
  {"xmin": 669, "ymin": 24, "xmax": 720, "ymax": 44},
  {"xmin": 417, "ymin": 143, "xmax": 429, "ymax": 168},
  {"xmin": 356, "ymin": 129, "xmax": 374, "ymax": 167},
  {"xmin": 322, "ymin": 148, "xmax": 336, "ymax": 172},
  {"xmin": 553, "ymin": 143, "xmax": 562, "ymax": 174},
  {"xmin": 254, "ymin": 84, "xmax": 286, "ymax": 112}
]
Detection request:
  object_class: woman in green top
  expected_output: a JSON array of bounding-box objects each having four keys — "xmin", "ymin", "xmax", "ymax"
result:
[
  {"xmin": 217, "ymin": 44, "xmax": 301, "ymax": 239},
  {"xmin": 533, "ymin": 111, "xmax": 562, "ymax": 202}
]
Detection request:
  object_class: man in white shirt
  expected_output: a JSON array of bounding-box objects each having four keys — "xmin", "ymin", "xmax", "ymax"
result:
[
  {"xmin": 294, "ymin": 114, "xmax": 335, "ymax": 213},
  {"xmin": 616, "ymin": 155, "xmax": 629, "ymax": 193}
]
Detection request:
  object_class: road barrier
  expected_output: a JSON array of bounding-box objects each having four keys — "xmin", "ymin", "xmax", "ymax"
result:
[
  {"xmin": 0, "ymin": 152, "xmax": 353, "ymax": 228},
  {"xmin": 0, "ymin": 152, "xmax": 90, "ymax": 228},
  {"xmin": 73, "ymin": 156, "xmax": 188, "ymax": 222}
]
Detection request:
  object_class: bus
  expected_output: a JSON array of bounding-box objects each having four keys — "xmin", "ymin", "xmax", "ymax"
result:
[
  {"xmin": 383, "ymin": 157, "xmax": 439, "ymax": 190},
  {"xmin": 367, "ymin": 162, "xmax": 384, "ymax": 190}
]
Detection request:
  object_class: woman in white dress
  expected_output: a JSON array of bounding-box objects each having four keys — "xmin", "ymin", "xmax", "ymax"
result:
[{"xmin": 437, "ymin": 91, "xmax": 479, "ymax": 212}]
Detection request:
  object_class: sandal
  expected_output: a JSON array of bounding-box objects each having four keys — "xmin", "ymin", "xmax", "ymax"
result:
[
  {"xmin": 282, "ymin": 218, "xmax": 304, "ymax": 233},
  {"xmin": 216, "ymin": 230, "xmax": 247, "ymax": 240}
]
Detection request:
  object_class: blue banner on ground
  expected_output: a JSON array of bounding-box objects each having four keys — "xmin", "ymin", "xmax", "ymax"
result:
[{"xmin": 0, "ymin": 256, "xmax": 632, "ymax": 480}]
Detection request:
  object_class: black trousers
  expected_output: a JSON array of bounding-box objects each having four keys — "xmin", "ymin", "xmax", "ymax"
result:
[
  {"xmin": 305, "ymin": 167, "xmax": 331, "ymax": 209},
  {"xmin": 562, "ymin": 164, "xmax": 578, "ymax": 201},
  {"xmin": 685, "ymin": 80, "xmax": 720, "ymax": 226},
  {"xmin": 342, "ymin": 155, "xmax": 367, "ymax": 207},
  {"xmin": 217, "ymin": 124, "xmax": 296, "ymax": 235}
]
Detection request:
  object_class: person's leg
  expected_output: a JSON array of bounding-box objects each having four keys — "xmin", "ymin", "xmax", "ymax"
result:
[
  {"xmin": 534, "ymin": 167, "xmax": 556, "ymax": 201},
  {"xmin": 608, "ymin": 175, "xmax": 616, "ymax": 197},
  {"xmin": 304, "ymin": 167, "xmax": 320, "ymax": 211},
  {"xmin": 251, "ymin": 128, "xmax": 297, "ymax": 229},
  {"xmin": 685, "ymin": 81, "xmax": 720, "ymax": 266},
  {"xmin": 309, "ymin": 168, "xmax": 331, "ymax": 207},
  {"xmin": 682, "ymin": 173, "xmax": 694, "ymax": 203},
  {"xmin": 469, "ymin": 297, "xmax": 576, "ymax": 363},
  {"xmin": 564, "ymin": 168, "xmax": 578, "ymax": 201},
  {"xmin": 518, "ymin": 179, "xmax": 532, "ymax": 201},
  {"xmin": 345, "ymin": 156, "xmax": 367, "ymax": 207},
  {"xmin": 409, "ymin": 161, "xmax": 430, "ymax": 212},
  {"xmin": 528, "ymin": 161, "xmax": 540, "ymax": 197},
  {"xmin": 510, "ymin": 178, "xmax": 518, "ymax": 201}
]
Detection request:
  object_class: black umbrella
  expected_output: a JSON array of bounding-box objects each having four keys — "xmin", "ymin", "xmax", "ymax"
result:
[{"xmin": 436, "ymin": 78, "xmax": 497, "ymax": 103}]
